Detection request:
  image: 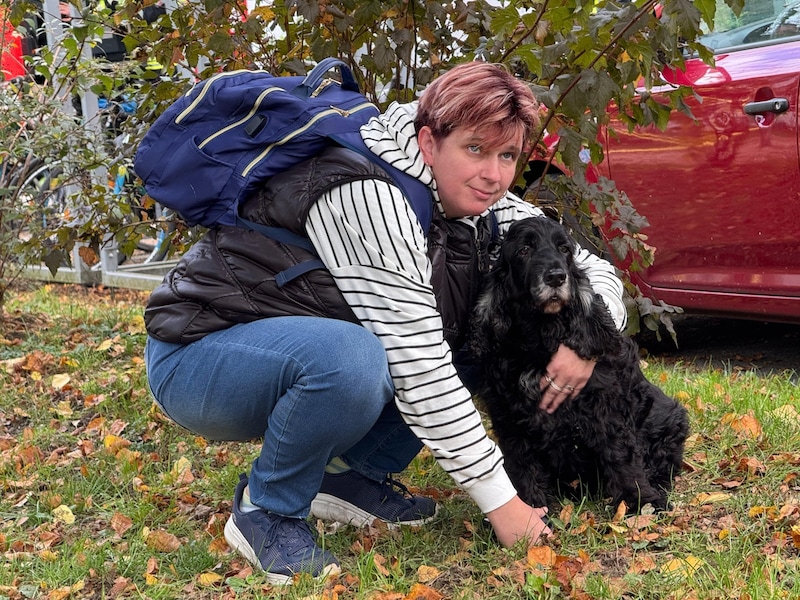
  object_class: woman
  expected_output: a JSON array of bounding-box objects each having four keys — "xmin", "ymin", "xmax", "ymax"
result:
[{"xmin": 144, "ymin": 62, "xmax": 627, "ymax": 584}]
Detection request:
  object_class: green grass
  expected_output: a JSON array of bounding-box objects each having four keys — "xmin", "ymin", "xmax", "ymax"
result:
[{"xmin": 1, "ymin": 282, "xmax": 798, "ymax": 599}]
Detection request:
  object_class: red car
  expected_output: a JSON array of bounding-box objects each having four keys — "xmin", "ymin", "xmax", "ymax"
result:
[{"xmin": 528, "ymin": 1, "xmax": 800, "ymax": 324}]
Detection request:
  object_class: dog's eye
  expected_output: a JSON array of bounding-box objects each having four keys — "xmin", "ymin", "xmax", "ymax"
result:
[
  {"xmin": 558, "ymin": 244, "xmax": 571, "ymax": 255},
  {"xmin": 517, "ymin": 245, "xmax": 532, "ymax": 257}
]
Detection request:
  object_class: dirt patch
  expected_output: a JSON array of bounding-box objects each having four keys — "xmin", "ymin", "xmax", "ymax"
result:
[{"xmin": 637, "ymin": 315, "xmax": 800, "ymax": 380}]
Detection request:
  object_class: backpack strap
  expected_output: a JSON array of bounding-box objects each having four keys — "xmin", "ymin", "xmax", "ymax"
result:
[
  {"xmin": 235, "ymin": 216, "xmax": 326, "ymax": 288},
  {"xmin": 329, "ymin": 131, "xmax": 434, "ymax": 232},
  {"xmin": 237, "ymin": 134, "xmax": 434, "ymax": 287}
]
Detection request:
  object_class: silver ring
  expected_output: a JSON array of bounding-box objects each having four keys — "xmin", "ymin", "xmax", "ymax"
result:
[
  {"xmin": 548, "ymin": 380, "xmax": 565, "ymax": 392},
  {"xmin": 565, "ymin": 384, "xmax": 575, "ymax": 392}
]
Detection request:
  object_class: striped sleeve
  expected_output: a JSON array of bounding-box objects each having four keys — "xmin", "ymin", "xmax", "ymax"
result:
[{"xmin": 306, "ymin": 179, "xmax": 517, "ymax": 515}]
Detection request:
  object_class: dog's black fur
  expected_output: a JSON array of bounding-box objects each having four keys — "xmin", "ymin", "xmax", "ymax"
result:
[{"xmin": 470, "ymin": 217, "xmax": 689, "ymax": 512}]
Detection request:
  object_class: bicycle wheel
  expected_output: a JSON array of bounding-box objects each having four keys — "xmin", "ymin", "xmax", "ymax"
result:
[{"xmin": 13, "ymin": 160, "xmax": 69, "ymax": 241}]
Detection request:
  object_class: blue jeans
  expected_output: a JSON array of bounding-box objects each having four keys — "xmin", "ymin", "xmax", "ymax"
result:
[{"xmin": 145, "ymin": 317, "xmax": 422, "ymax": 518}]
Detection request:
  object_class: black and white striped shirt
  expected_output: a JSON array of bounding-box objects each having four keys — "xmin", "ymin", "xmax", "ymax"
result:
[{"xmin": 306, "ymin": 102, "xmax": 627, "ymax": 514}]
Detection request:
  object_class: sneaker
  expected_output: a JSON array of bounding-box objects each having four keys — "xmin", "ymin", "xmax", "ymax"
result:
[
  {"xmin": 224, "ymin": 474, "xmax": 340, "ymax": 585},
  {"xmin": 310, "ymin": 470, "xmax": 438, "ymax": 529}
]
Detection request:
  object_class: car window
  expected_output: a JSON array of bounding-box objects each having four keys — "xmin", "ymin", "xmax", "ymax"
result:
[{"xmin": 699, "ymin": 0, "xmax": 800, "ymax": 51}]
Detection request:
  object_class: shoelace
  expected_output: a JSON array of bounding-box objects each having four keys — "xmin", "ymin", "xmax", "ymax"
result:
[
  {"xmin": 263, "ymin": 515, "xmax": 317, "ymax": 558},
  {"xmin": 379, "ymin": 475, "xmax": 413, "ymax": 503}
]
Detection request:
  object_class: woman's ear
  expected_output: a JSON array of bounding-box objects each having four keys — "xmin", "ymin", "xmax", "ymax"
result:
[{"xmin": 417, "ymin": 125, "xmax": 436, "ymax": 166}]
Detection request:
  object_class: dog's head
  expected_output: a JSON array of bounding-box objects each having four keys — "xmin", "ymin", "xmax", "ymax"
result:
[
  {"xmin": 495, "ymin": 217, "xmax": 594, "ymax": 314},
  {"xmin": 470, "ymin": 217, "xmax": 595, "ymax": 356}
]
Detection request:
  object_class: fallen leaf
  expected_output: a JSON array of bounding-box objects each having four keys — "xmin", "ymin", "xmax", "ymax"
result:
[
  {"xmin": 417, "ymin": 565, "xmax": 441, "ymax": 583},
  {"xmin": 722, "ymin": 412, "xmax": 762, "ymax": 438},
  {"xmin": 51, "ymin": 373, "xmax": 71, "ymax": 389},
  {"xmin": 527, "ymin": 545, "xmax": 557, "ymax": 568},
  {"xmin": 145, "ymin": 529, "xmax": 182, "ymax": 553},
  {"xmin": 52, "ymin": 505, "xmax": 76, "ymax": 525},
  {"xmin": 111, "ymin": 512, "xmax": 133, "ymax": 537},
  {"xmin": 404, "ymin": 583, "xmax": 442, "ymax": 600},
  {"xmin": 198, "ymin": 572, "xmax": 223, "ymax": 586},
  {"xmin": 690, "ymin": 492, "xmax": 730, "ymax": 506},
  {"xmin": 661, "ymin": 555, "xmax": 704, "ymax": 578}
]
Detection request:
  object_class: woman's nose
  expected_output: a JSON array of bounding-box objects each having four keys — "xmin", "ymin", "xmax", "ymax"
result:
[{"xmin": 481, "ymin": 157, "xmax": 502, "ymax": 181}]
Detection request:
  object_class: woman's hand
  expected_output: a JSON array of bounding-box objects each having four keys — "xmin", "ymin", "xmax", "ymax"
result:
[
  {"xmin": 539, "ymin": 344, "xmax": 596, "ymax": 414},
  {"xmin": 486, "ymin": 495, "xmax": 551, "ymax": 547}
]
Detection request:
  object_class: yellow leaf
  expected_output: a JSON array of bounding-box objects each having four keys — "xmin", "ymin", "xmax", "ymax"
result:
[
  {"xmin": 144, "ymin": 573, "xmax": 158, "ymax": 585},
  {"xmin": 417, "ymin": 565, "xmax": 441, "ymax": 583},
  {"xmin": 47, "ymin": 587, "xmax": 71, "ymax": 600},
  {"xmin": 103, "ymin": 434, "xmax": 130, "ymax": 454},
  {"xmin": 96, "ymin": 339, "xmax": 114, "ymax": 352},
  {"xmin": 127, "ymin": 315, "xmax": 146, "ymax": 335},
  {"xmin": 198, "ymin": 572, "xmax": 223, "ymax": 586},
  {"xmin": 51, "ymin": 373, "xmax": 71, "ymax": 389},
  {"xmin": 661, "ymin": 555, "xmax": 704, "ymax": 578},
  {"xmin": 791, "ymin": 525, "xmax": 800, "ymax": 548},
  {"xmin": 40, "ymin": 549, "xmax": 59, "ymax": 561},
  {"xmin": 675, "ymin": 391, "xmax": 691, "ymax": 402},
  {"xmin": 31, "ymin": 370, "xmax": 42, "ymax": 381},
  {"xmin": 690, "ymin": 492, "xmax": 730, "ymax": 506},
  {"xmin": 52, "ymin": 504, "xmax": 76, "ymax": 525},
  {"xmin": 772, "ymin": 404, "xmax": 800, "ymax": 423}
]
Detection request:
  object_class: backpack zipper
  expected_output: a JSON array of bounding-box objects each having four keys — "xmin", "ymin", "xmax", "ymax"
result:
[
  {"xmin": 240, "ymin": 101, "xmax": 378, "ymax": 178},
  {"xmin": 197, "ymin": 87, "xmax": 283, "ymax": 150},
  {"xmin": 174, "ymin": 69, "xmax": 270, "ymax": 125}
]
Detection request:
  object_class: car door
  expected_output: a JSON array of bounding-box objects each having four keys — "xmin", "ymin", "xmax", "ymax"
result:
[{"xmin": 600, "ymin": 3, "xmax": 800, "ymax": 320}]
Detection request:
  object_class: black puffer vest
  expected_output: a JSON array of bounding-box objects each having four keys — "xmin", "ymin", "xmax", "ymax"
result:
[{"xmin": 145, "ymin": 146, "xmax": 496, "ymax": 349}]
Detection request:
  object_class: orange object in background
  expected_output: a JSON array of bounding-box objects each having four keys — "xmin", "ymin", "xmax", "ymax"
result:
[{"xmin": 1, "ymin": 7, "xmax": 26, "ymax": 81}]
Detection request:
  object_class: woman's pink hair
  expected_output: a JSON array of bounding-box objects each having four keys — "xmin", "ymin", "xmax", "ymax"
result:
[{"xmin": 416, "ymin": 62, "xmax": 540, "ymax": 147}]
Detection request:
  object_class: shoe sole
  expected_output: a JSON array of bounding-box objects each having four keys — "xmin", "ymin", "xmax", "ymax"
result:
[
  {"xmin": 223, "ymin": 515, "xmax": 340, "ymax": 585},
  {"xmin": 310, "ymin": 494, "xmax": 438, "ymax": 529}
]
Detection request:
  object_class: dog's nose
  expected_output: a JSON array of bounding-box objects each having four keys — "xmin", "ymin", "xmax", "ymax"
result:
[{"xmin": 544, "ymin": 268, "xmax": 567, "ymax": 287}]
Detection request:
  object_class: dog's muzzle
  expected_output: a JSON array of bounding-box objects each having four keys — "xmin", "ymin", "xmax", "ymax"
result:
[{"xmin": 537, "ymin": 267, "xmax": 571, "ymax": 313}]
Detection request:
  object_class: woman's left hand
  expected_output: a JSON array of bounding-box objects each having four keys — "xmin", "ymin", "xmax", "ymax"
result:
[{"xmin": 538, "ymin": 344, "xmax": 595, "ymax": 414}]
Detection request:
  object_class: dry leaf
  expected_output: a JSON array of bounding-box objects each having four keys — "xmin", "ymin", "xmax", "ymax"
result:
[
  {"xmin": 145, "ymin": 529, "xmax": 182, "ymax": 552},
  {"xmin": 416, "ymin": 565, "xmax": 441, "ymax": 583},
  {"xmin": 51, "ymin": 373, "xmax": 71, "ymax": 389},
  {"xmin": 111, "ymin": 512, "xmax": 133, "ymax": 537},
  {"xmin": 197, "ymin": 572, "xmax": 223, "ymax": 586},
  {"xmin": 723, "ymin": 412, "xmax": 762, "ymax": 438},
  {"xmin": 690, "ymin": 491, "xmax": 730, "ymax": 506},
  {"xmin": 103, "ymin": 434, "xmax": 131, "ymax": 454},
  {"xmin": 52, "ymin": 504, "xmax": 76, "ymax": 525},
  {"xmin": 403, "ymin": 583, "xmax": 442, "ymax": 600},
  {"xmin": 661, "ymin": 555, "xmax": 704, "ymax": 578},
  {"xmin": 527, "ymin": 545, "xmax": 557, "ymax": 568},
  {"xmin": 78, "ymin": 245, "xmax": 99, "ymax": 266}
]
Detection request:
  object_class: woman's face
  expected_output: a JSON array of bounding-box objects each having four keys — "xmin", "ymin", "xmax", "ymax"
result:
[{"xmin": 418, "ymin": 124, "xmax": 523, "ymax": 218}]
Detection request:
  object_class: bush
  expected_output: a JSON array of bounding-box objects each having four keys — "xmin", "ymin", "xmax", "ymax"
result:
[{"xmin": 2, "ymin": 0, "xmax": 737, "ymax": 332}]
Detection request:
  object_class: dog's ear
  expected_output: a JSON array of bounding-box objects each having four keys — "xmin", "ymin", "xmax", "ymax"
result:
[{"xmin": 469, "ymin": 275, "xmax": 512, "ymax": 358}]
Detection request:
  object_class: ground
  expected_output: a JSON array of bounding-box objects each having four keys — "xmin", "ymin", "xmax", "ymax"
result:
[{"xmin": 637, "ymin": 315, "xmax": 800, "ymax": 381}]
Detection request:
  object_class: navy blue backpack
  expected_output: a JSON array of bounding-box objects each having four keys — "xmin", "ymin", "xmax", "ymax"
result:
[{"xmin": 134, "ymin": 58, "xmax": 432, "ymax": 233}]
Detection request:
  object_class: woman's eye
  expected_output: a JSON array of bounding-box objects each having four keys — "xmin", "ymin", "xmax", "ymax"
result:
[
  {"xmin": 501, "ymin": 151, "xmax": 517, "ymax": 161},
  {"xmin": 467, "ymin": 144, "xmax": 481, "ymax": 154}
]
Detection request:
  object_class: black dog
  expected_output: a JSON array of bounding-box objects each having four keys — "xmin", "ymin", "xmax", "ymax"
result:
[{"xmin": 470, "ymin": 217, "xmax": 688, "ymax": 512}]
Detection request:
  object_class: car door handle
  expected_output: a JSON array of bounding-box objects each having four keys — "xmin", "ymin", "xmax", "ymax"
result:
[{"xmin": 743, "ymin": 98, "xmax": 789, "ymax": 115}]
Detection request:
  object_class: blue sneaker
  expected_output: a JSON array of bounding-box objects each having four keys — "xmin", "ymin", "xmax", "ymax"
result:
[
  {"xmin": 310, "ymin": 470, "xmax": 438, "ymax": 529},
  {"xmin": 224, "ymin": 474, "xmax": 340, "ymax": 585}
]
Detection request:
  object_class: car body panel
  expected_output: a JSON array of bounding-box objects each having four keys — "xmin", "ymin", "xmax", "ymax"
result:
[{"xmin": 593, "ymin": 19, "xmax": 800, "ymax": 322}]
